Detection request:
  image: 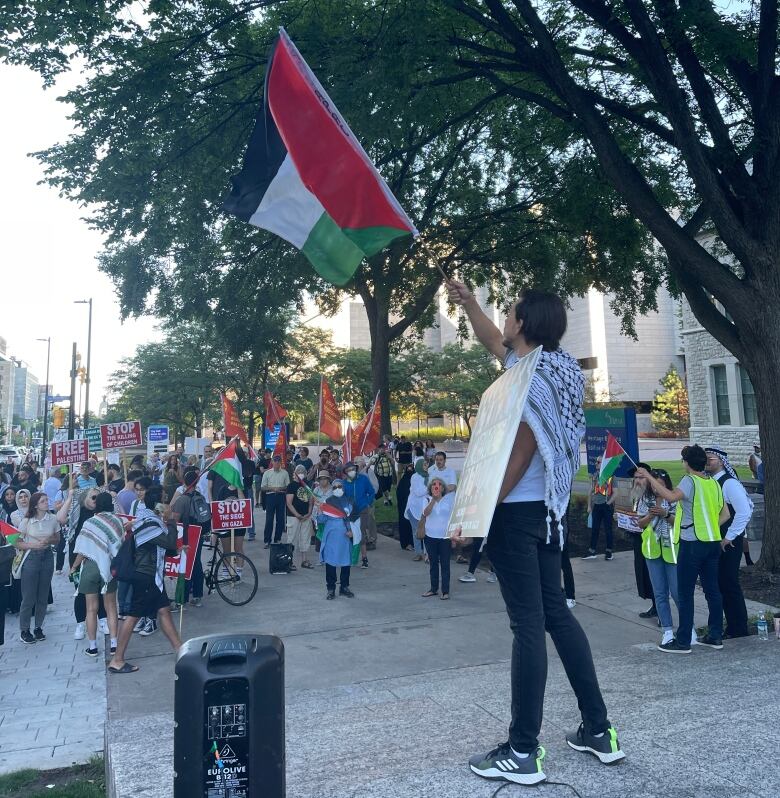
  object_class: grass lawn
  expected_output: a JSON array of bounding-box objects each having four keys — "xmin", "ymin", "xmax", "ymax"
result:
[{"xmin": 0, "ymin": 757, "xmax": 104, "ymax": 798}]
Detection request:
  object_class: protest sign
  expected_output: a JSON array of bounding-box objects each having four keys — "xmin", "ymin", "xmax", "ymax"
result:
[
  {"xmin": 616, "ymin": 511, "xmax": 643, "ymax": 534},
  {"xmin": 101, "ymin": 421, "xmax": 143, "ymax": 449},
  {"xmin": 83, "ymin": 427, "xmax": 103, "ymax": 452},
  {"xmin": 446, "ymin": 347, "xmax": 541, "ymax": 540},
  {"xmin": 211, "ymin": 499, "xmax": 253, "ymax": 531},
  {"xmin": 164, "ymin": 524, "xmax": 203, "ymax": 580},
  {"xmin": 51, "ymin": 439, "xmax": 89, "ymax": 467}
]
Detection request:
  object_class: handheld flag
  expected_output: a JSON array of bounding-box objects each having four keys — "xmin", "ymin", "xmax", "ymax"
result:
[
  {"xmin": 264, "ymin": 391, "xmax": 288, "ymax": 431},
  {"xmin": 206, "ymin": 438, "xmax": 245, "ymax": 491},
  {"xmin": 353, "ymin": 392, "xmax": 381, "ymax": 456},
  {"xmin": 319, "ymin": 502, "xmax": 347, "ymax": 520},
  {"xmin": 221, "ymin": 394, "xmax": 250, "ymax": 444},
  {"xmin": 223, "ymin": 27, "xmax": 418, "ymax": 286},
  {"xmin": 599, "ymin": 433, "xmax": 626, "ymax": 486},
  {"xmin": 0, "ymin": 519, "xmax": 19, "ymax": 545},
  {"xmin": 319, "ymin": 376, "xmax": 342, "ymax": 442},
  {"xmin": 341, "ymin": 421, "xmax": 354, "ymax": 465},
  {"xmin": 272, "ymin": 422, "xmax": 288, "ymax": 465}
]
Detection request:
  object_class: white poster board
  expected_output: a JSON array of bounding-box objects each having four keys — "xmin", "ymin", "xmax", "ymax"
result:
[
  {"xmin": 184, "ymin": 437, "xmax": 211, "ymax": 456},
  {"xmin": 447, "ymin": 347, "xmax": 541, "ymax": 540}
]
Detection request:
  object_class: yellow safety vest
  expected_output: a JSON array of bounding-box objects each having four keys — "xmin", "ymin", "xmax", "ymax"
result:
[
  {"xmin": 673, "ymin": 475, "xmax": 723, "ymax": 544},
  {"xmin": 641, "ymin": 516, "xmax": 678, "ymax": 564}
]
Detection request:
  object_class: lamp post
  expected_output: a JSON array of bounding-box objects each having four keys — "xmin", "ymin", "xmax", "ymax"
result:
[
  {"xmin": 74, "ymin": 299, "xmax": 93, "ymax": 428},
  {"xmin": 36, "ymin": 337, "xmax": 50, "ymax": 467}
]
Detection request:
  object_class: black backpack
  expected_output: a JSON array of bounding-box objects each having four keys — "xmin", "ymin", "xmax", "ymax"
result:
[{"xmin": 188, "ymin": 490, "xmax": 212, "ymax": 525}]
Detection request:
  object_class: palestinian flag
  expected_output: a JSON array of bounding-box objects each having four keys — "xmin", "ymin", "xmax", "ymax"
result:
[
  {"xmin": 0, "ymin": 519, "xmax": 19, "ymax": 545},
  {"xmin": 319, "ymin": 502, "xmax": 347, "ymax": 520},
  {"xmin": 599, "ymin": 433, "xmax": 626, "ymax": 486},
  {"xmin": 223, "ymin": 27, "xmax": 418, "ymax": 286},
  {"xmin": 295, "ymin": 473, "xmax": 316, "ymax": 500},
  {"xmin": 206, "ymin": 438, "xmax": 245, "ymax": 491}
]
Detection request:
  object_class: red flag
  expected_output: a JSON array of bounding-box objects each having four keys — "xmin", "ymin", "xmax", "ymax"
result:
[
  {"xmin": 221, "ymin": 393, "xmax": 250, "ymax": 443},
  {"xmin": 273, "ymin": 422, "xmax": 288, "ymax": 465},
  {"xmin": 341, "ymin": 421, "xmax": 353, "ymax": 465},
  {"xmin": 319, "ymin": 502, "xmax": 347, "ymax": 519},
  {"xmin": 319, "ymin": 376, "xmax": 342, "ymax": 442},
  {"xmin": 264, "ymin": 390, "xmax": 288, "ymax": 430},
  {"xmin": 353, "ymin": 393, "xmax": 381, "ymax": 456}
]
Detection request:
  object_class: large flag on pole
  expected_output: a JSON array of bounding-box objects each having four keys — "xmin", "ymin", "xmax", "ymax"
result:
[
  {"xmin": 273, "ymin": 421, "xmax": 289, "ymax": 465},
  {"xmin": 222, "ymin": 27, "xmax": 418, "ymax": 286},
  {"xmin": 341, "ymin": 421, "xmax": 354, "ymax": 465},
  {"xmin": 206, "ymin": 438, "xmax": 245, "ymax": 491},
  {"xmin": 264, "ymin": 391, "xmax": 288, "ymax": 431},
  {"xmin": 319, "ymin": 376, "xmax": 342, "ymax": 442},
  {"xmin": 221, "ymin": 393, "xmax": 250, "ymax": 443},
  {"xmin": 353, "ymin": 392, "xmax": 381, "ymax": 456},
  {"xmin": 599, "ymin": 433, "xmax": 626, "ymax": 486}
]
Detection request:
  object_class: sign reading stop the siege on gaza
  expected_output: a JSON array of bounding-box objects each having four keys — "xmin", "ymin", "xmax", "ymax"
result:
[
  {"xmin": 51, "ymin": 438, "xmax": 89, "ymax": 467},
  {"xmin": 211, "ymin": 499, "xmax": 253, "ymax": 531},
  {"xmin": 100, "ymin": 421, "xmax": 143, "ymax": 450}
]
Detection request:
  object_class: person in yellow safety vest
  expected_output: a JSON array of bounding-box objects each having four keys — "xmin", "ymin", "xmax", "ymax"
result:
[
  {"xmin": 633, "ymin": 468, "xmax": 697, "ymax": 649},
  {"xmin": 635, "ymin": 445, "xmax": 729, "ymax": 655}
]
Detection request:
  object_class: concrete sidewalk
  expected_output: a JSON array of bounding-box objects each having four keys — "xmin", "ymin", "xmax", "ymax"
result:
[{"xmin": 105, "ymin": 528, "xmax": 780, "ymax": 798}]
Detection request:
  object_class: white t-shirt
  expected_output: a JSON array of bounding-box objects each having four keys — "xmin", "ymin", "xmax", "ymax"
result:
[
  {"xmin": 428, "ymin": 464, "xmax": 457, "ymax": 487},
  {"xmin": 502, "ymin": 445, "xmax": 545, "ymax": 503},
  {"xmin": 422, "ymin": 493, "xmax": 455, "ymax": 539}
]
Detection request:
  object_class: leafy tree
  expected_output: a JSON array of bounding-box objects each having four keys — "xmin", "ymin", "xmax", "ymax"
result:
[
  {"xmin": 443, "ymin": 0, "xmax": 780, "ymax": 570},
  {"xmin": 425, "ymin": 344, "xmax": 500, "ymax": 436},
  {"xmin": 651, "ymin": 366, "xmax": 690, "ymax": 437}
]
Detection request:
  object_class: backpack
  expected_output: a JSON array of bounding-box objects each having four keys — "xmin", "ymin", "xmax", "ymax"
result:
[
  {"xmin": 111, "ymin": 534, "xmax": 137, "ymax": 582},
  {"xmin": 188, "ymin": 490, "xmax": 212, "ymax": 525}
]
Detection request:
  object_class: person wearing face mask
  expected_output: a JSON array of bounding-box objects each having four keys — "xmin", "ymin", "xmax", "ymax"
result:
[
  {"xmin": 354, "ymin": 457, "xmax": 379, "ymax": 555},
  {"xmin": 342, "ymin": 462, "xmax": 376, "ymax": 568},
  {"xmin": 319, "ymin": 479, "xmax": 356, "ymax": 600},
  {"xmin": 286, "ymin": 465, "xmax": 315, "ymax": 569},
  {"xmin": 420, "ymin": 478, "xmax": 456, "ymax": 600},
  {"xmin": 312, "ymin": 471, "xmax": 333, "ymax": 550}
]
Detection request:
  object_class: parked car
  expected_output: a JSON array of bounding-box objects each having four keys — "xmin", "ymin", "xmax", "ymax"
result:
[{"xmin": 0, "ymin": 446, "xmax": 22, "ymax": 467}]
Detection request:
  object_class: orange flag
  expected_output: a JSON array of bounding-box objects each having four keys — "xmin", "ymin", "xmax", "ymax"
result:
[
  {"xmin": 264, "ymin": 390, "xmax": 288, "ymax": 430},
  {"xmin": 341, "ymin": 421, "xmax": 354, "ymax": 465},
  {"xmin": 272, "ymin": 422, "xmax": 288, "ymax": 466},
  {"xmin": 353, "ymin": 393, "xmax": 381, "ymax": 456},
  {"xmin": 221, "ymin": 394, "xmax": 249, "ymax": 443},
  {"xmin": 319, "ymin": 376, "xmax": 342, "ymax": 442}
]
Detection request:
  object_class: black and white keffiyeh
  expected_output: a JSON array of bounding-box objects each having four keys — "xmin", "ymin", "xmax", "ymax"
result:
[
  {"xmin": 506, "ymin": 348, "xmax": 585, "ymax": 541},
  {"xmin": 704, "ymin": 446, "xmax": 738, "ymax": 480}
]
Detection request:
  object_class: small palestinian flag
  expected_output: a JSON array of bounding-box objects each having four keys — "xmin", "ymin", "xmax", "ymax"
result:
[
  {"xmin": 599, "ymin": 433, "xmax": 626, "ymax": 486},
  {"xmin": 0, "ymin": 519, "xmax": 20, "ymax": 545},
  {"xmin": 295, "ymin": 474, "xmax": 315, "ymax": 500},
  {"xmin": 223, "ymin": 28, "xmax": 418, "ymax": 286},
  {"xmin": 319, "ymin": 502, "xmax": 347, "ymax": 520},
  {"xmin": 206, "ymin": 438, "xmax": 245, "ymax": 491}
]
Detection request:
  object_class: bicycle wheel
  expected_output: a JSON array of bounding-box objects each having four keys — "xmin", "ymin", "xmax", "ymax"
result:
[{"xmin": 214, "ymin": 552, "xmax": 258, "ymax": 606}]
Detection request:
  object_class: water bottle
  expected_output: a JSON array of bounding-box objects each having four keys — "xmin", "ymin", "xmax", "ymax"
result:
[{"xmin": 757, "ymin": 612, "xmax": 768, "ymax": 640}]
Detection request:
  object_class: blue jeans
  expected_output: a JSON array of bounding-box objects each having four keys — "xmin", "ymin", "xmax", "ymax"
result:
[
  {"xmin": 486, "ymin": 501, "xmax": 609, "ymax": 753},
  {"xmin": 676, "ymin": 539, "xmax": 723, "ymax": 645},
  {"xmin": 118, "ymin": 580, "xmax": 133, "ymax": 616},
  {"xmin": 645, "ymin": 557, "xmax": 679, "ymax": 631},
  {"xmin": 408, "ymin": 514, "xmax": 424, "ymax": 554}
]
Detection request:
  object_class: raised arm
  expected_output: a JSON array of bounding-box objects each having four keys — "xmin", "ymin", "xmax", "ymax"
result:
[{"xmin": 446, "ymin": 279, "xmax": 505, "ymax": 361}]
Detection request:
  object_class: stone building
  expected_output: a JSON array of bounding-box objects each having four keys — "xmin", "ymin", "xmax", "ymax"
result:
[{"xmin": 680, "ymin": 299, "xmax": 759, "ymax": 462}]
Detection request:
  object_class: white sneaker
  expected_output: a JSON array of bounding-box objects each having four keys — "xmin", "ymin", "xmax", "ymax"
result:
[
  {"xmin": 691, "ymin": 630, "xmax": 699, "ymax": 645},
  {"xmin": 73, "ymin": 622, "xmax": 85, "ymax": 640},
  {"xmin": 98, "ymin": 618, "xmax": 110, "ymax": 635},
  {"xmin": 661, "ymin": 630, "xmax": 674, "ymax": 646},
  {"xmin": 486, "ymin": 572, "xmax": 498, "ymax": 584},
  {"xmin": 133, "ymin": 617, "xmax": 147, "ymax": 633},
  {"xmin": 459, "ymin": 572, "xmax": 477, "ymax": 583},
  {"xmin": 566, "ymin": 598, "xmax": 576, "ymax": 609}
]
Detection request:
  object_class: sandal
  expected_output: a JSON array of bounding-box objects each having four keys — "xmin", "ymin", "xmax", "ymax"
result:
[
  {"xmin": 421, "ymin": 590, "xmax": 438, "ymax": 598},
  {"xmin": 456, "ymin": 555, "xmax": 467, "ymax": 564},
  {"xmin": 301, "ymin": 561, "xmax": 314, "ymax": 569},
  {"xmin": 108, "ymin": 662, "xmax": 139, "ymax": 674},
  {"xmin": 440, "ymin": 593, "xmax": 450, "ymax": 601},
  {"xmin": 412, "ymin": 555, "xmax": 423, "ymax": 562}
]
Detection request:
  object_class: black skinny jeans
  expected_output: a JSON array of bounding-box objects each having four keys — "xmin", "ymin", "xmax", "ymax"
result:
[
  {"xmin": 486, "ymin": 501, "xmax": 609, "ymax": 753},
  {"xmin": 424, "ymin": 536, "xmax": 451, "ymax": 594},
  {"xmin": 325, "ymin": 564, "xmax": 350, "ymax": 591}
]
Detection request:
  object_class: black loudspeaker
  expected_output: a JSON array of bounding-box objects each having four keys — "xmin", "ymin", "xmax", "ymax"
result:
[{"xmin": 269, "ymin": 543, "xmax": 294, "ymax": 574}]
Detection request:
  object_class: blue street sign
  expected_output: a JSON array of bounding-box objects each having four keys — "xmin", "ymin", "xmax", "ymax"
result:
[{"xmin": 584, "ymin": 406, "xmax": 639, "ymax": 478}]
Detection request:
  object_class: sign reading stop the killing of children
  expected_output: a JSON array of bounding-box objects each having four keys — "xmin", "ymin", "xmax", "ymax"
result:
[
  {"xmin": 51, "ymin": 438, "xmax": 89, "ymax": 467},
  {"xmin": 100, "ymin": 420, "xmax": 143, "ymax": 450},
  {"xmin": 211, "ymin": 499, "xmax": 253, "ymax": 531}
]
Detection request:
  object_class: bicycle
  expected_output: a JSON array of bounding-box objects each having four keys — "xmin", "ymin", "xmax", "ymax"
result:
[{"xmin": 202, "ymin": 535, "xmax": 258, "ymax": 606}]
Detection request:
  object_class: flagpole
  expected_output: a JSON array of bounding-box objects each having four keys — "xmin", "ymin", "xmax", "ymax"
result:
[
  {"xmin": 418, "ymin": 238, "xmax": 451, "ymax": 283},
  {"xmin": 606, "ymin": 430, "xmax": 640, "ymax": 470}
]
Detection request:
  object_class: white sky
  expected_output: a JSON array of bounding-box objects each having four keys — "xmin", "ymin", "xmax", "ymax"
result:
[{"xmin": 0, "ymin": 64, "xmax": 160, "ymax": 406}]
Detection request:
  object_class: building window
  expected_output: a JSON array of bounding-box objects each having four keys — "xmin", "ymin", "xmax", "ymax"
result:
[
  {"xmin": 738, "ymin": 365, "xmax": 758, "ymax": 425},
  {"xmin": 711, "ymin": 365, "xmax": 731, "ymax": 425}
]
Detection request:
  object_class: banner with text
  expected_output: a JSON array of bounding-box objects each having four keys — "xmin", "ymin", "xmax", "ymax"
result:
[
  {"xmin": 119, "ymin": 513, "xmax": 202, "ymax": 580},
  {"xmin": 211, "ymin": 499, "xmax": 253, "ymax": 531},
  {"xmin": 446, "ymin": 347, "xmax": 541, "ymax": 540},
  {"xmin": 101, "ymin": 421, "xmax": 143, "ymax": 450},
  {"xmin": 51, "ymin": 439, "xmax": 89, "ymax": 467}
]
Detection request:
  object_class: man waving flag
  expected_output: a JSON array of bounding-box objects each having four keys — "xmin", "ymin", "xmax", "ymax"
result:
[{"xmin": 223, "ymin": 27, "xmax": 418, "ymax": 286}]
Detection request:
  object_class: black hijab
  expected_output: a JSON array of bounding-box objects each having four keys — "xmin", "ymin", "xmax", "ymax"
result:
[
  {"xmin": 396, "ymin": 464, "xmax": 414, "ymax": 514},
  {"xmin": 0, "ymin": 487, "xmax": 16, "ymax": 521}
]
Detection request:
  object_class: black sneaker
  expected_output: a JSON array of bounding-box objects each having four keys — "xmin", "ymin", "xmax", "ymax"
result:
[
  {"xmin": 361, "ymin": 557, "xmax": 369, "ymax": 569},
  {"xmin": 639, "ymin": 606, "xmax": 658, "ymax": 618},
  {"xmin": 581, "ymin": 550, "xmax": 597, "ymax": 560},
  {"xmin": 468, "ymin": 741, "xmax": 546, "ymax": 785},
  {"xmin": 326, "ymin": 590, "xmax": 336, "ymax": 600},
  {"xmin": 697, "ymin": 634, "xmax": 723, "ymax": 650},
  {"xmin": 658, "ymin": 639, "xmax": 691, "ymax": 654},
  {"xmin": 339, "ymin": 587, "xmax": 355, "ymax": 598},
  {"xmin": 85, "ymin": 647, "xmax": 99, "ymax": 658},
  {"xmin": 604, "ymin": 550, "xmax": 613, "ymax": 561},
  {"xmin": 565, "ymin": 723, "xmax": 625, "ymax": 764},
  {"xmin": 20, "ymin": 630, "xmax": 36, "ymax": 645},
  {"xmin": 33, "ymin": 627, "xmax": 46, "ymax": 641}
]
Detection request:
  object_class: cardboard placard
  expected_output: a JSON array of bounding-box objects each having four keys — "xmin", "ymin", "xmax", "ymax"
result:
[
  {"xmin": 51, "ymin": 439, "xmax": 89, "ymax": 467},
  {"xmin": 118, "ymin": 513, "xmax": 202, "ymax": 580},
  {"xmin": 211, "ymin": 499, "xmax": 253, "ymax": 531},
  {"xmin": 101, "ymin": 421, "xmax": 143, "ymax": 449}
]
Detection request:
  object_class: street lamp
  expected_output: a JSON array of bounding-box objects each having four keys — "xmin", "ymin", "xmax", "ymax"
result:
[
  {"xmin": 74, "ymin": 299, "xmax": 93, "ymax": 429},
  {"xmin": 36, "ymin": 337, "xmax": 51, "ymax": 467}
]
